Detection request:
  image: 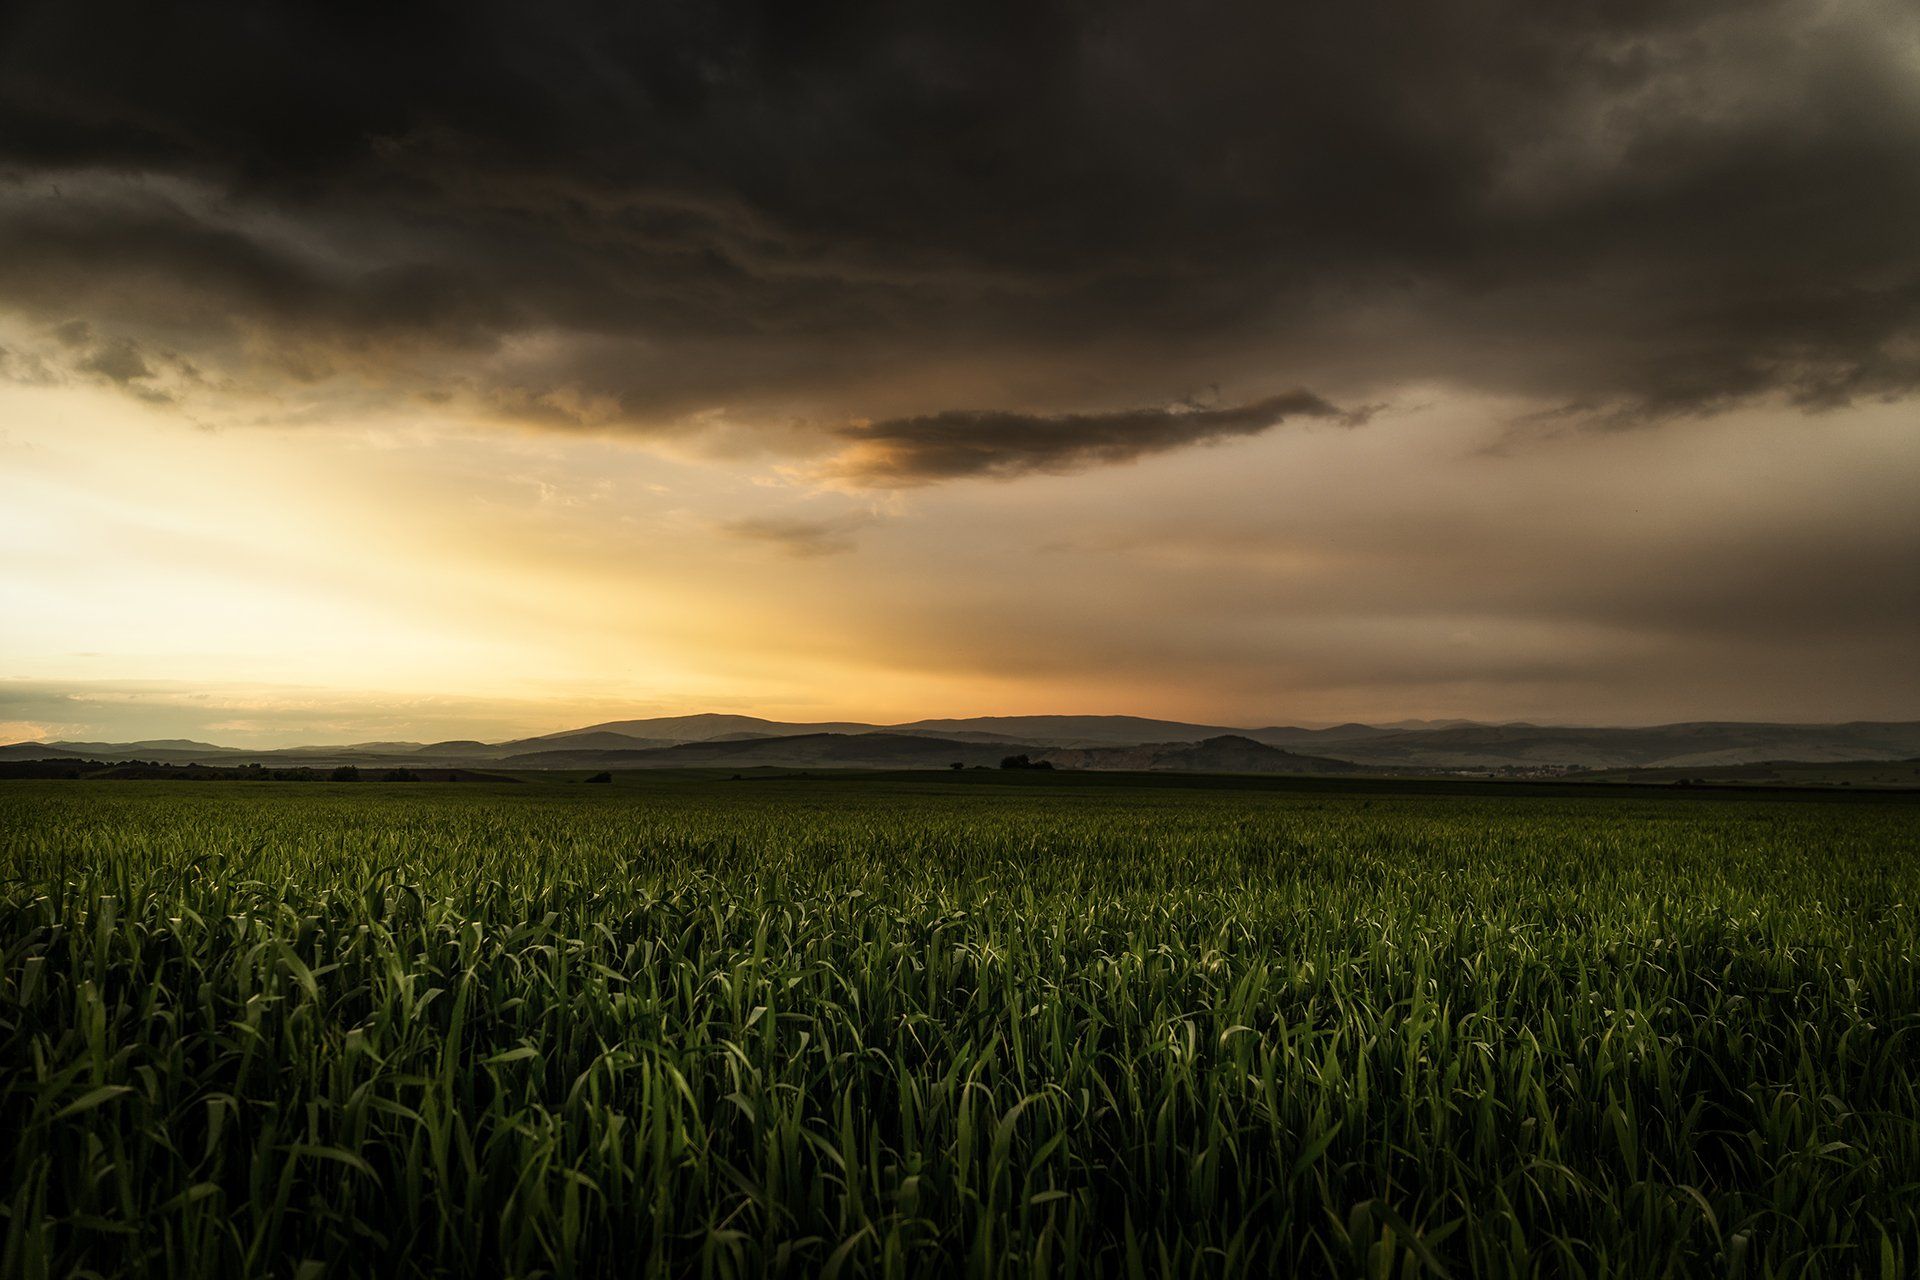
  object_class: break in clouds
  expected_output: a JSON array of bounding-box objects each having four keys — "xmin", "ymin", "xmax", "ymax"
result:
[{"xmin": 1, "ymin": 0, "xmax": 1917, "ymax": 483}]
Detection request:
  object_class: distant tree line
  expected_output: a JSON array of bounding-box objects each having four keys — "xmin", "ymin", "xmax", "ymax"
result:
[{"xmin": 0, "ymin": 759, "xmax": 511, "ymax": 783}]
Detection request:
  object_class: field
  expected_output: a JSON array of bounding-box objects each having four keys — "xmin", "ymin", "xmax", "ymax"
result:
[{"xmin": 3, "ymin": 776, "xmax": 1918, "ymax": 1278}]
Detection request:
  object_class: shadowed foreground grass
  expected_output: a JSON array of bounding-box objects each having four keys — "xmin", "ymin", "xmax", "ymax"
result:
[{"xmin": 2, "ymin": 778, "xmax": 1917, "ymax": 1277}]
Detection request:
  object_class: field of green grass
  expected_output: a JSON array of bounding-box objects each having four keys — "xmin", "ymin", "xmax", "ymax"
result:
[{"xmin": 3, "ymin": 775, "xmax": 1917, "ymax": 1278}]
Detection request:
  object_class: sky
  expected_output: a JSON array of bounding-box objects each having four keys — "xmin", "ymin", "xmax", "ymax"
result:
[{"xmin": 2, "ymin": 0, "xmax": 1917, "ymax": 745}]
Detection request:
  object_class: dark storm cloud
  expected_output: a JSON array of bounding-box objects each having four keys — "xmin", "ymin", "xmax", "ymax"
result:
[
  {"xmin": 824, "ymin": 392, "xmax": 1353, "ymax": 485},
  {"xmin": 0, "ymin": 0, "xmax": 1915, "ymax": 467}
]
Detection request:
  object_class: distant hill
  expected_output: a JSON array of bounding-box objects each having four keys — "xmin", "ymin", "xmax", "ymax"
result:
[
  {"xmin": 492, "ymin": 731, "xmax": 677, "ymax": 754},
  {"xmin": 1244, "ymin": 723, "xmax": 1399, "ymax": 746},
  {"xmin": 502, "ymin": 731, "xmax": 1367, "ymax": 774},
  {"xmin": 0, "ymin": 742, "xmax": 86, "ymax": 761},
  {"xmin": 532, "ymin": 712, "xmax": 1278, "ymax": 748},
  {"xmin": 8, "ymin": 717, "xmax": 1918, "ymax": 772},
  {"xmin": 534, "ymin": 715, "xmax": 880, "ymax": 743},
  {"xmin": 526, "ymin": 711, "xmax": 1414, "ymax": 749},
  {"xmin": 1037, "ymin": 736, "xmax": 1363, "ymax": 774},
  {"xmin": 894, "ymin": 715, "xmax": 1259, "ymax": 746},
  {"xmin": 502, "ymin": 733, "xmax": 1022, "ymax": 771},
  {"xmin": 50, "ymin": 738, "xmax": 232, "ymax": 752},
  {"xmin": 4, "ymin": 741, "xmax": 248, "ymax": 764}
]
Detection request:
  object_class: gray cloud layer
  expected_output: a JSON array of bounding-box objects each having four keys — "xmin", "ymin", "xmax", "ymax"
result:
[
  {"xmin": 718, "ymin": 512, "xmax": 879, "ymax": 557},
  {"xmin": 1, "ymin": 0, "xmax": 1916, "ymax": 472},
  {"xmin": 824, "ymin": 393, "xmax": 1352, "ymax": 485}
]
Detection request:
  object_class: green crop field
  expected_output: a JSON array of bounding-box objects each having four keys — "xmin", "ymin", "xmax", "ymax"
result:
[{"xmin": 2, "ymin": 776, "xmax": 1917, "ymax": 1278}]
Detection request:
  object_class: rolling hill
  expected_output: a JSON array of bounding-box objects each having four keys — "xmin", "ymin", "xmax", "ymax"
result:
[
  {"xmin": 541, "ymin": 712, "xmax": 1304, "ymax": 748},
  {"xmin": 495, "ymin": 731, "xmax": 1367, "ymax": 774},
  {"xmin": 502, "ymin": 733, "xmax": 1019, "ymax": 771},
  {"xmin": 6, "ymin": 717, "xmax": 1919, "ymax": 773},
  {"xmin": 533, "ymin": 715, "xmax": 881, "ymax": 743},
  {"xmin": 1036, "ymin": 736, "xmax": 1363, "ymax": 774}
]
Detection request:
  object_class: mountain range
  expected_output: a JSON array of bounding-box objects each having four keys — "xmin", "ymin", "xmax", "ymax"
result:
[{"xmin": 5, "ymin": 714, "xmax": 1919, "ymax": 775}]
